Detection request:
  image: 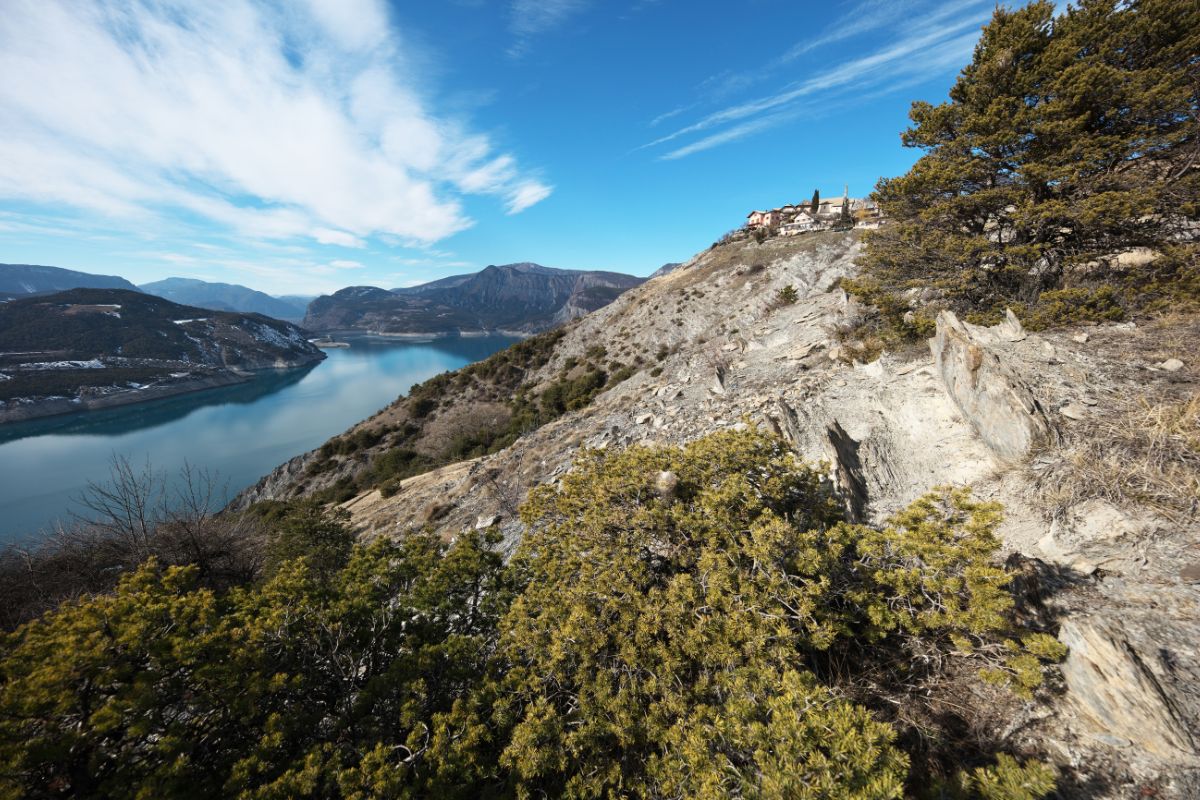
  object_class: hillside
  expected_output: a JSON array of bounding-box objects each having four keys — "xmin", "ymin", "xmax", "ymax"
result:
[
  {"xmin": 0, "ymin": 263, "xmax": 139, "ymax": 300},
  {"xmin": 0, "ymin": 288, "xmax": 324, "ymax": 422},
  {"xmin": 240, "ymin": 228, "xmax": 1199, "ymax": 795},
  {"xmin": 139, "ymin": 277, "xmax": 309, "ymax": 322},
  {"xmin": 4, "ymin": 1, "xmax": 1197, "ymax": 795},
  {"xmin": 303, "ymin": 262, "xmax": 643, "ymax": 335}
]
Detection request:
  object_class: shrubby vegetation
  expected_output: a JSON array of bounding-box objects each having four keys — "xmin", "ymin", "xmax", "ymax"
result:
[
  {"xmin": 1, "ymin": 429, "xmax": 1062, "ymax": 798},
  {"xmin": 0, "ymin": 459, "xmax": 266, "ymax": 629},
  {"xmin": 0, "ymin": 366, "xmax": 179, "ymax": 401},
  {"xmin": 310, "ymin": 331, "xmax": 641, "ymax": 504},
  {"xmin": 847, "ymin": 0, "xmax": 1199, "ymax": 346}
]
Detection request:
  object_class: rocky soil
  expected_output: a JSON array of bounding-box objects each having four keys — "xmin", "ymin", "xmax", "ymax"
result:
[{"xmin": 245, "ymin": 230, "xmax": 1199, "ymax": 796}]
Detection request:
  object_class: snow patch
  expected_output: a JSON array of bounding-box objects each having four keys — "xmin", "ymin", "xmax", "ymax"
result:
[
  {"xmin": 18, "ymin": 359, "xmax": 105, "ymax": 370},
  {"xmin": 250, "ymin": 321, "xmax": 306, "ymax": 350}
]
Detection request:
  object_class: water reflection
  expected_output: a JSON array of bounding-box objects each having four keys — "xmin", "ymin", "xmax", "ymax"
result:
[
  {"xmin": 0, "ymin": 364, "xmax": 319, "ymax": 446},
  {"xmin": 0, "ymin": 334, "xmax": 516, "ymax": 543}
]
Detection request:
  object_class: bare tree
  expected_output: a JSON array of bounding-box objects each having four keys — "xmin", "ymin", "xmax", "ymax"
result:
[
  {"xmin": 73, "ymin": 454, "xmax": 165, "ymax": 558},
  {"xmin": 0, "ymin": 457, "xmax": 266, "ymax": 629}
]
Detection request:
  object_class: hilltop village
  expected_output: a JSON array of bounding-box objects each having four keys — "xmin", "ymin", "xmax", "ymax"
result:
[{"xmin": 742, "ymin": 187, "xmax": 882, "ymax": 239}]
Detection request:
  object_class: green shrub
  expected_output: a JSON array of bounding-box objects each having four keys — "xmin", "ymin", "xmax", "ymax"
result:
[
  {"xmin": 0, "ymin": 430, "xmax": 1061, "ymax": 799},
  {"xmin": 409, "ymin": 395, "xmax": 437, "ymax": 418},
  {"xmin": 929, "ymin": 754, "xmax": 1058, "ymax": 800},
  {"xmin": 449, "ymin": 429, "xmax": 1061, "ymax": 798},
  {"xmin": 262, "ymin": 499, "xmax": 354, "ymax": 583},
  {"xmin": 0, "ymin": 527, "xmax": 506, "ymax": 800}
]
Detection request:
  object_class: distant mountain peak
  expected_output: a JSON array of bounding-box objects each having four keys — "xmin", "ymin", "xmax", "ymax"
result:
[
  {"xmin": 306, "ymin": 262, "xmax": 643, "ymax": 335},
  {"xmin": 139, "ymin": 276, "xmax": 309, "ymax": 322},
  {"xmin": 1, "ymin": 263, "xmax": 139, "ymax": 300}
]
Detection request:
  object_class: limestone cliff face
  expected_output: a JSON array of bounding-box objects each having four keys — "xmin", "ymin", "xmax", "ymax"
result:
[{"xmin": 246, "ymin": 230, "xmax": 1200, "ymax": 795}]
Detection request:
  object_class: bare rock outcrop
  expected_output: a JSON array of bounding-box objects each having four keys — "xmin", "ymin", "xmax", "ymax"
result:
[
  {"xmin": 1036, "ymin": 499, "xmax": 1162, "ymax": 575},
  {"xmin": 1058, "ymin": 616, "xmax": 1196, "ymax": 760},
  {"xmin": 931, "ymin": 309, "xmax": 1055, "ymax": 461}
]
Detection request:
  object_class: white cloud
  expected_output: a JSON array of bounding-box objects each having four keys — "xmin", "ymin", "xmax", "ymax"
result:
[
  {"xmin": 329, "ymin": 259, "xmax": 365, "ymax": 269},
  {"xmin": 0, "ymin": 0, "xmax": 551, "ymax": 251},
  {"xmin": 661, "ymin": 113, "xmax": 802, "ymax": 161},
  {"xmin": 313, "ymin": 228, "xmax": 367, "ymax": 248},
  {"xmin": 506, "ymin": 181, "xmax": 555, "ymax": 215},
  {"xmin": 303, "ymin": 0, "xmax": 390, "ymax": 51}
]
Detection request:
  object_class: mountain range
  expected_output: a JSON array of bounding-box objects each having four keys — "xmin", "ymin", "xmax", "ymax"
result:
[
  {"xmin": 0, "ymin": 263, "xmax": 138, "ymax": 300},
  {"xmin": 303, "ymin": 262, "xmax": 644, "ymax": 335},
  {"xmin": 2, "ymin": 262, "xmax": 646, "ymax": 335},
  {"xmin": 138, "ymin": 277, "xmax": 310, "ymax": 322}
]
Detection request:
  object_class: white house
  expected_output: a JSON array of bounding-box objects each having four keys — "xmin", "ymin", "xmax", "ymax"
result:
[
  {"xmin": 817, "ymin": 198, "xmax": 845, "ymax": 218},
  {"xmin": 780, "ymin": 211, "xmax": 819, "ymax": 236}
]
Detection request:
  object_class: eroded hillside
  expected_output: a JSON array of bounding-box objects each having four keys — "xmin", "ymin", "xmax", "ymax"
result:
[{"xmin": 242, "ymin": 227, "xmax": 1199, "ymax": 796}]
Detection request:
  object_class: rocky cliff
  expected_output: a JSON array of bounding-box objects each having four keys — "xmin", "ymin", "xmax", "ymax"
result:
[{"xmin": 243, "ymin": 230, "xmax": 1198, "ymax": 796}]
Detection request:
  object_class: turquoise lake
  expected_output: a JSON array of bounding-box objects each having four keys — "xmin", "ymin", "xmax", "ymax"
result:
[{"xmin": 0, "ymin": 335, "xmax": 517, "ymax": 544}]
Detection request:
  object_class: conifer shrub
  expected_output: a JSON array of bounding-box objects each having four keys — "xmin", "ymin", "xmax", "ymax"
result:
[
  {"xmin": 443, "ymin": 428, "xmax": 1063, "ymax": 798},
  {"xmin": 0, "ymin": 430, "xmax": 1062, "ymax": 798},
  {"xmin": 0, "ymin": 527, "xmax": 508, "ymax": 800}
]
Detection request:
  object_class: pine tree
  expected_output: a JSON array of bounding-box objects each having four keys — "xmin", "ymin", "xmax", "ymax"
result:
[
  {"xmin": 810, "ymin": 188, "xmax": 820, "ymax": 215},
  {"xmin": 859, "ymin": 0, "xmax": 1199, "ymax": 329}
]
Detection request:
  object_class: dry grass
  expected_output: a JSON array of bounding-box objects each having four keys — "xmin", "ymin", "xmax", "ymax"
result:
[{"xmin": 1031, "ymin": 392, "xmax": 1200, "ymax": 520}]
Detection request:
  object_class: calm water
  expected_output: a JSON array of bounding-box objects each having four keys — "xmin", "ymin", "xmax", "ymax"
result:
[{"xmin": 0, "ymin": 335, "xmax": 517, "ymax": 544}]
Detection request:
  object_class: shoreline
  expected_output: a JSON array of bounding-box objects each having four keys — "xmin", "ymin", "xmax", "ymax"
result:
[
  {"xmin": 0, "ymin": 360, "xmax": 323, "ymax": 426},
  {"xmin": 316, "ymin": 328, "xmax": 534, "ymax": 341}
]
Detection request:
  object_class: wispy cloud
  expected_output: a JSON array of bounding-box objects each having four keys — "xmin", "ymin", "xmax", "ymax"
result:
[
  {"xmin": 648, "ymin": 105, "xmax": 692, "ymax": 128},
  {"xmin": 774, "ymin": 0, "xmax": 917, "ymax": 65},
  {"xmin": 506, "ymin": 181, "xmax": 555, "ymax": 214},
  {"xmin": 508, "ymin": 0, "xmax": 590, "ymax": 57},
  {"xmin": 0, "ymin": 0, "xmax": 552, "ymax": 251},
  {"xmin": 643, "ymin": 0, "xmax": 992, "ymax": 159},
  {"xmin": 660, "ymin": 111, "xmax": 806, "ymax": 161}
]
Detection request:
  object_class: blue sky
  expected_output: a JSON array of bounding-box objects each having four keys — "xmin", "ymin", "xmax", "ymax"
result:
[{"xmin": 0, "ymin": 0, "xmax": 1008, "ymax": 295}]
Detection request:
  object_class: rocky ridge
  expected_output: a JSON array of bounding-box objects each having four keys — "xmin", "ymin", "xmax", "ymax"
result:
[{"xmin": 244, "ymin": 231, "xmax": 1198, "ymax": 796}]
